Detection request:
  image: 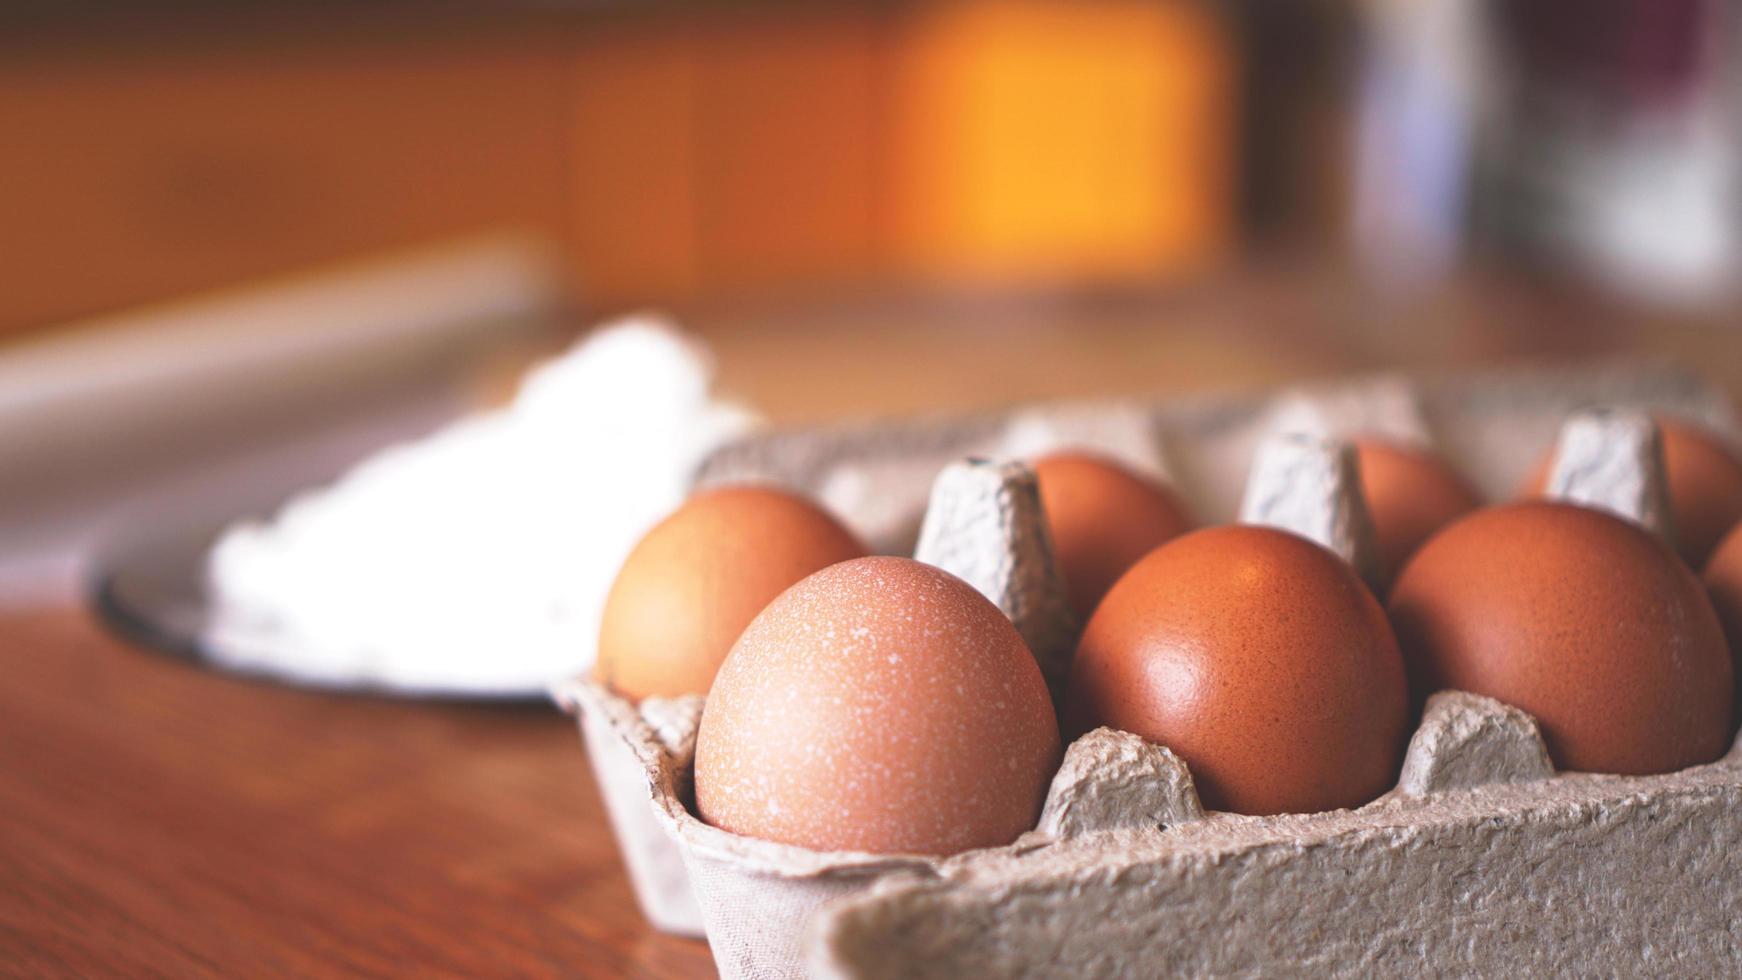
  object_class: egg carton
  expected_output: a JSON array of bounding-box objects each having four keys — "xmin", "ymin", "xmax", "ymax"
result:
[
  {"xmin": 556, "ymin": 360, "xmax": 1742, "ymax": 976},
  {"xmin": 691, "ymin": 359, "xmax": 1735, "ymax": 554}
]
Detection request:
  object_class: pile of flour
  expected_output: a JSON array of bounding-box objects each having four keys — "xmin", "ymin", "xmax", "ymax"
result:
[{"xmin": 204, "ymin": 316, "xmax": 757, "ymax": 696}]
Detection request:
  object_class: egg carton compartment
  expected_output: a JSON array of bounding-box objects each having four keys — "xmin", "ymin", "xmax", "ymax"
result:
[
  {"xmin": 556, "ymin": 360, "xmax": 1741, "ymax": 976},
  {"xmin": 560, "ymin": 454, "xmax": 1080, "ymax": 979},
  {"xmin": 554, "ymin": 455, "xmax": 1075, "ymax": 949}
]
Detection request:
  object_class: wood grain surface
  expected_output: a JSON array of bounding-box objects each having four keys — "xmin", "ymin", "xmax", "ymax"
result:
[{"xmin": 0, "ymin": 608, "xmax": 714, "ymax": 978}]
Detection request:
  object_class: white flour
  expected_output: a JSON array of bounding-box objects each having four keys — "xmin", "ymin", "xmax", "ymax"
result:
[{"xmin": 204, "ymin": 316, "xmax": 757, "ymax": 696}]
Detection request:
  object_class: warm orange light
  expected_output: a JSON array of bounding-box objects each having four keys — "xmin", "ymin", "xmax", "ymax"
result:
[{"xmin": 889, "ymin": 0, "xmax": 1236, "ymax": 284}]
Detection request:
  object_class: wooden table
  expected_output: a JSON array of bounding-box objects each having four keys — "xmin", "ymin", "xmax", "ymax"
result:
[
  {"xmin": 0, "ymin": 608, "xmax": 714, "ymax": 978},
  {"xmin": 3, "ymin": 277, "xmax": 1739, "ymax": 977}
]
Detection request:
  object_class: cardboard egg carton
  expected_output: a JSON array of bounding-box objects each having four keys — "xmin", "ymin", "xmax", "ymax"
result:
[
  {"xmin": 691, "ymin": 360, "xmax": 1734, "ymax": 553},
  {"xmin": 556, "ymin": 360, "xmax": 1742, "ymax": 977}
]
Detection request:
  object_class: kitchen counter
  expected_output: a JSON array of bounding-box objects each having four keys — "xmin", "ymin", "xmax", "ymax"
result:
[{"xmin": 0, "ymin": 608, "xmax": 713, "ymax": 978}]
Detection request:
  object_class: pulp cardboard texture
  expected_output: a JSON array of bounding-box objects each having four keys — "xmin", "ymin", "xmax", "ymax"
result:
[
  {"xmin": 553, "ymin": 683, "xmax": 706, "ymax": 936},
  {"xmin": 812, "ymin": 708, "xmax": 1742, "ymax": 978},
  {"xmin": 556, "ymin": 361, "xmax": 1742, "ymax": 977},
  {"xmin": 911, "ymin": 459, "xmax": 1077, "ymax": 705},
  {"xmin": 1236, "ymin": 433, "xmax": 1381, "ymax": 590},
  {"xmin": 692, "ymin": 361, "xmax": 1734, "ymax": 552},
  {"xmin": 1542, "ymin": 410, "xmax": 1677, "ymax": 545}
]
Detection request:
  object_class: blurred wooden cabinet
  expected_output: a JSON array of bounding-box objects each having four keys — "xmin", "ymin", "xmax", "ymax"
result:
[
  {"xmin": 566, "ymin": 11, "xmax": 885, "ymax": 301},
  {"xmin": 0, "ymin": 1, "xmax": 1234, "ymax": 338},
  {"xmin": 0, "ymin": 35, "xmax": 574, "ymax": 336}
]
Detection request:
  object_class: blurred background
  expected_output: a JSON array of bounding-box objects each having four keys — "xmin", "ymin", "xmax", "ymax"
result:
[{"xmin": 3, "ymin": 0, "xmax": 1741, "ymax": 598}]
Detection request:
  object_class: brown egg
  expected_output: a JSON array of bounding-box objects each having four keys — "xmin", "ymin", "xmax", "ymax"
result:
[
  {"xmin": 1355, "ymin": 438, "xmax": 1481, "ymax": 585},
  {"xmin": 1390, "ymin": 501, "xmax": 1732, "ymax": 774},
  {"xmin": 1064, "ymin": 525, "xmax": 1409, "ymax": 816},
  {"xmin": 1034, "ymin": 451, "xmax": 1194, "ymax": 619},
  {"xmin": 1704, "ymin": 522, "xmax": 1742, "ymax": 701},
  {"xmin": 694, "ymin": 556, "xmax": 1060, "ymax": 855},
  {"xmin": 1521, "ymin": 417, "xmax": 1742, "ymax": 567},
  {"xmin": 593, "ymin": 485, "xmax": 865, "ymax": 701}
]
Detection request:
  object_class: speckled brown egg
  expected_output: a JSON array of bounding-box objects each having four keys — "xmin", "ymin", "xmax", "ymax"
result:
[
  {"xmin": 1064, "ymin": 525, "xmax": 1409, "ymax": 816},
  {"xmin": 1522, "ymin": 417, "xmax": 1742, "ymax": 568},
  {"xmin": 694, "ymin": 556, "xmax": 1060, "ymax": 855},
  {"xmin": 1390, "ymin": 501, "xmax": 1732, "ymax": 774},
  {"xmin": 1034, "ymin": 451, "xmax": 1194, "ymax": 619},
  {"xmin": 593, "ymin": 485, "xmax": 865, "ymax": 701},
  {"xmin": 1703, "ymin": 522, "xmax": 1742, "ymax": 705},
  {"xmin": 1355, "ymin": 438, "xmax": 1481, "ymax": 585}
]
